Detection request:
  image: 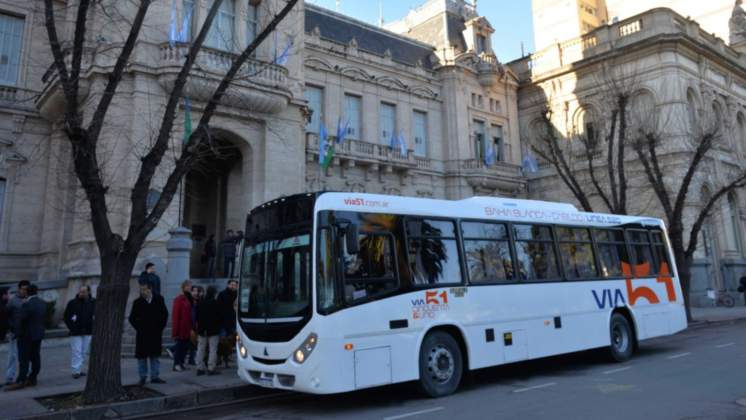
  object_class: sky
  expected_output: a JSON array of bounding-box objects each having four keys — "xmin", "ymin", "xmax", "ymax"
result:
[{"xmin": 306, "ymin": 0, "xmax": 535, "ymax": 62}]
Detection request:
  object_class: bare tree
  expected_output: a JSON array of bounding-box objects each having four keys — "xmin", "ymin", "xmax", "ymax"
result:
[
  {"xmin": 42, "ymin": 0, "xmax": 299, "ymax": 403},
  {"xmin": 527, "ymin": 63, "xmax": 745, "ymax": 322},
  {"xmin": 632, "ymin": 97, "xmax": 746, "ymax": 321},
  {"xmin": 529, "ymin": 64, "xmax": 637, "ymax": 215}
]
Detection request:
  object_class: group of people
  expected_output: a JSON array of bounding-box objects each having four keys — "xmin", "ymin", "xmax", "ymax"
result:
[
  {"xmin": 132, "ymin": 264, "xmax": 238, "ymax": 385},
  {"xmin": 0, "ymin": 281, "xmax": 51, "ymax": 390},
  {"xmin": 203, "ymin": 230, "xmax": 244, "ymax": 278}
]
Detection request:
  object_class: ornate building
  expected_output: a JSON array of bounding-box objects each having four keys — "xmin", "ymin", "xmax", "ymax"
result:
[
  {"xmin": 511, "ymin": 2, "xmax": 746, "ymax": 304},
  {"xmin": 0, "ymin": 0, "xmax": 522, "ymax": 312},
  {"xmin": 0, "ymin": 0, "xmax": 743, "ymax": 309}
]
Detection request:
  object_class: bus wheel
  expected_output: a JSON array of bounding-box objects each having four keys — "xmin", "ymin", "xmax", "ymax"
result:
[
  {"xmin": 609, "ymin": 313, "xmax": 634, "ymax": 362},
  {"xmin": 418, "ymin": 331, "xmax": 463, "ymax": 397}
]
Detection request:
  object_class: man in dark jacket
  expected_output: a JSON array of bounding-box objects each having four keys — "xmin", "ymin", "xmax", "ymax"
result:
[
  {"xmin": 5, "ymin": 280, "xmax": 29, "ymax": 385},
  {"xmin": 129, "ymin": 284, "xmax": 168, "ymax": 385},
  {"xmin": 138, "ymin": 263, "xmax": 161, "ymax": 296},
  {"xmin": 739, "ymin": 276, "xmax": 746, "ymax": 306},
  {"xmin": 221, "ymin": 231, "xmax": 237, "ymax": 278},
  {"xmin": 6, "ymin": 284, "xmax": 45, "ymax": 390},
  {"xmin": 195, "ymin": 286, "xmax": 221, "ymax": 375},
  {"xmin": 0, "ymin": 287, "xmax": 9, "ymax": 343},
  {"xmin": 217, "ymin": 280, "xmax": 238, "ymax": 336},
  {"xmin": 64, "ymin": 285, "xmax": 95, "ymax": 379}
]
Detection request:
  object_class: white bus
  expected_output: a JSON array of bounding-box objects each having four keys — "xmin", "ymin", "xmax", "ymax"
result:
[{"xmin": 235, "ymin": 192, "xmax": 686, "ymax": 397}]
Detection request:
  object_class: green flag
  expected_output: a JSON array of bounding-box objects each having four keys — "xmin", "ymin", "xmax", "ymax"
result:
[
  {"xmin": 183, "ymin": 97, "xmax": 192, "ymax": 145},
  {"xmin": 321, "ymin": 143, "xmax": 335, "ymax": 170}
]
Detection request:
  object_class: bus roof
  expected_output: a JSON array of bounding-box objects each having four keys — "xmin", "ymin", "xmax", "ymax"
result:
[{"xmin": 314, "ymin": 192, "xmax": 665, "ymax": 229}]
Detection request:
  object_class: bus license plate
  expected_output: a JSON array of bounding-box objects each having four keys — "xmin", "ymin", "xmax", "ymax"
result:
[{"xmin": 257, "ymin": 375, "xmax": 274, "ymax": 387}]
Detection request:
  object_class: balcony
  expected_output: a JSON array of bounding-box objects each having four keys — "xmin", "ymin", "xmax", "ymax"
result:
[
  {"xmin": 510, "ymin": 8, "xmax": 746, "ymax": 81},
  {"xmin": 158, "ymin": 43, "xmax": 291, "ymax": 114},
  {"xmin": 0, "ymin": 85, "xmax": 39, "ymax": 112},
  {"xmin": 305, "ymin": 133, "xmax": 435, "ymax": 174},
  {"xmin": 448, "ymin": 159, "xmax": 525, "ymax": 194}
]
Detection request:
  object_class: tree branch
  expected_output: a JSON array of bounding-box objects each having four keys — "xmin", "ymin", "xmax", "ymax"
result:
[
  {"xmin": 685, "ymin": 172, "xmax": 746, "ymax": 258},
  {"xmin": 130, "ymin": 0, "xmax": 300, "ymax": 246},
  {"xmin": 87, "ymin": 0, "xmax": 153, "ymax": 142}
]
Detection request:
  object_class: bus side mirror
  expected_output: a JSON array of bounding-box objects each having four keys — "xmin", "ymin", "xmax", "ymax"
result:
[{"xmin": 346, "ymin": 224, "xmax": 360, "ymax": 254}]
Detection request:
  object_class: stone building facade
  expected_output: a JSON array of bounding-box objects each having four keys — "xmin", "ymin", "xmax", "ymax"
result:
[
  {"xmin": 0, "ymin": 0, "xmax": 523, "ymax": 314},
  {"xmin": 510, "ymin": 5, "xmax": 746, "ymax": 305},
  {"xmin": 0, "ymin": 0, "xmax": 743, "ymax": 310}
]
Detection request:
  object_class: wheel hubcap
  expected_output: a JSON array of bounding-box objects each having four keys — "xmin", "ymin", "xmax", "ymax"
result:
[
  {"xmin": 427, "ymin": 345, "xmax": 454, "ymax": 383},
  {"xmin": 612, "ymin": 324, "xmax": 629, "ymax": 352}
]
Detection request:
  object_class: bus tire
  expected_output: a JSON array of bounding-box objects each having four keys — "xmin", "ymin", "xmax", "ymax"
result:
[
  {"xmin": 418, "ymin": 331, "xmax": 463, "ymax": 398},
  {"xmin": 609, "ymin": 313, "xmax": 634, "ymax": 362}
]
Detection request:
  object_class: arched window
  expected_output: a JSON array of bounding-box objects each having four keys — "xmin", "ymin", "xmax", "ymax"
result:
[
  {"xmin": 630, "ymin": 91, "xmax": 655, "ymax": 130},
  {"xmin": 574, "ymin": 107, "xmax": 597, "ymax": 143},
  {"xmin": 728, "ymin": 192, "xmax": 743, "ymax": 255},
  {"xmin": 686, "ymin": 89, "xmax": 698, "ymax": 130}
]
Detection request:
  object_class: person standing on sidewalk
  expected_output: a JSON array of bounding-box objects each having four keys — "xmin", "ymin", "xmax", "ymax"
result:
[
  {"xmin": 7, "ymin": 284, "xmax": 45, "ymax": 390},
  {"xmin": 195, "ymin": 286, "xmax": 221, "ymax": 376},
  {"xmin": 739, "ymin": 275, "xmax": 746, "ymax": 306},
  {"xmin": 5, "ymin": 280, "xmax": 29, "ymax": 386},
  {"xmin": 64, "ymin": 285, "xmax": 95, "ymax": 379},
  {"xmin": 221, "ymin": 231, "xmax": 237, "ymax": 278},
  {"xmin": 171, "ymin": 280, "xmax": 193, "ymax": 372},
  {"xmin": 187, "ymin": 285, "xmax": 204, "ymax": 366},
  {"xmin": 0, "ymin": 287, "xmax": 9, "ymax": 343},
  {"xmin": 138, "ymin": 262, "xmax": 162, "ymax": 296},
  {"xmin": 129, "ymin": 284, "xmax": 168, "ymax": 385}
]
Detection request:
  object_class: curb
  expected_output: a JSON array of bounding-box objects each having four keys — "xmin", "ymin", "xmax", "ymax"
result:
[
  {"xmin": 687, "ymin": 316, "xmax": 746, "ymax": 330},
  {"xmin": 15, "ymin": 384, "xmax": 273, "ymax": 420}
]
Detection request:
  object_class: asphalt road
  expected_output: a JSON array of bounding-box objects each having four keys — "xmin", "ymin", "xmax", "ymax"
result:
[{"xmin": 153, "ymin": 320, "xmax": 746, "ymax": 420}]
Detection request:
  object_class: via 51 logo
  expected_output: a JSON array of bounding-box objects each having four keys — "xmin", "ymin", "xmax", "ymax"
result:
[
  {"xmin": 411, "ymin": 290, "xmax": 449, "ymax": 319},
  {"xmin": 592, "ymin": 263, "xmax": 677, "ymax": 309}
]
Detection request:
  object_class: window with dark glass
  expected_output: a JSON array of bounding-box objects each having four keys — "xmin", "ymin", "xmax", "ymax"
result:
[
  {"xmin": 513, "ymin": 224, "xmax": 560, "ymax": 281},
  {"xmin": 462, "ymin": 222, "xmax": 515, "ymax": 283},
  {"xmin": 406, "ymin": 219, "xmax": 462, "ymax": 285},
  {"xmin": 342, "ymin": 233, "xmax": 398, "ymax": 302},
  {"xmin": 651, "ymin": 230, "xmax": 672, "ymax": 274},
  {"xmin": 557, "ymin": 227, "xmax": 597, "ymax": 279},
  {"xmin": 594, "ymin": 228, "xmax": 628, "ymax": 278},
  {"xmin": 627, "ymin": 229, "xmax": 656, "ymax": 277}
]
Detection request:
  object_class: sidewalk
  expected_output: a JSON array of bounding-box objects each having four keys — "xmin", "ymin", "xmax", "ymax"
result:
[
  {"xmin": 0, "ymin": 338, "xmax": 248, "ymax": 419},
  {"xmin": 690, "ymin": 304, "xmax": 746, "ymax": 323}
]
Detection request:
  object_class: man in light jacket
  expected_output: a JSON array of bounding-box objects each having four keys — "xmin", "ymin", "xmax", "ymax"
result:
[{"xmin": 4, "ymin": 280, "xmax": 29, "ymax": 386}]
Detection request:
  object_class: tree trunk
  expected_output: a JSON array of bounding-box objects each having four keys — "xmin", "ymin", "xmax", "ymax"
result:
[
  {"xmin": 672, "ymin": 246, "xmax": 693, "ymax": 322},
  {"xmin": 83, "ymin": 253, "xmax": 137, "ymax": 404}
]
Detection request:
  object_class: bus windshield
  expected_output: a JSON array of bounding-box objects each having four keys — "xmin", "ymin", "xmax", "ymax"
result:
[{"xmin": 239, "ymin": 233, "xmax": 311, "ymax": 321}]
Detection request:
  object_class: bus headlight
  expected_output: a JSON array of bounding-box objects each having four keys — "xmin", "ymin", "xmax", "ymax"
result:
[
  {"xmin": 293, "ymin": 333, "xmax": 317, "ymax": 364},
  {"xmin": 238, "ymin": 339, "xmax": 248, "ymax": 359}
]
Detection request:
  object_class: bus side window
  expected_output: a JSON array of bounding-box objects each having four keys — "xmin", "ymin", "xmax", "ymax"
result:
[
  {"xmin": 461, "ymin": 221, "xmax": 515, "ymax": 283},
  {"xmin": 556, "ymin": 227, "xmax": 598, "ymax": 279},
  {"xmin": 342, "ymin": 232, "xmax": 399, "ymax": 302},
  {"xmin": 593, "ymin": 228, "xmax": 628, "ymax": 278},
  {"xmin": 407, "ymin": 219, "xmax": 463, "ymax": 285},
  {"xmin": 512, "ymin": 224, "xmax": 560, "ymax": 281},
  {"xmin": 627, "ymin": 229, "xmax": 656, "ymax": 277}
]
